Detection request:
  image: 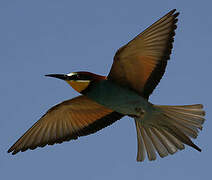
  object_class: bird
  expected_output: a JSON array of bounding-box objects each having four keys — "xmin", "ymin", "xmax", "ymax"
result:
[{"xmin": 8, "ymin": 9, "xmax": 205, "ymax": 162}]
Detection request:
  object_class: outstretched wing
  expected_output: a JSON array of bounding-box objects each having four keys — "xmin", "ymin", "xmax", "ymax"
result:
[
  {"xmin": 8, "ymin": 95, "xmax": 123, "ymax": 155},
  {"xmin": 108, "ymin": 9, "xmax": 179, "ymax": 98}
]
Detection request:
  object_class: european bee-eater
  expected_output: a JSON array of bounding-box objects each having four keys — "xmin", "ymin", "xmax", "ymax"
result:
[{"xmin": 8, "ymin": 9, "xmax": 205, "ymax": 162}]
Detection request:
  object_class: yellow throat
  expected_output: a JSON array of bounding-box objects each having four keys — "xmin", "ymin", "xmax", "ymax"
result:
[{"xmin": 66, "ymin": 80, "xmax": 90, "ymax": 93}]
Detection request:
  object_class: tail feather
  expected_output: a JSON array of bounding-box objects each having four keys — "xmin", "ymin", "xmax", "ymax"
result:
[
  {"xmin": 135, "ymin": 120, "xmax": 146, "ymax": 161},
  {"xmin": 141, "ymin": 126, "xmax": 157, "ymax": 161},
  {"xmin": 168, "ymin": 118, "xmax": 198, "ymax": 138},
  {"xmin": 158, "ymin": 128, "xmax": 185, "ymax": 150},
  {"xmin": 134, "ymin": 104, "xmax": 205, "ymax": 162},
  {"xmin": 162, "ymin": 123, "xmax": 201, "ymax": 152},
  {"xmin": 162, "ymin": 110, "xmax": 203, "ymax": 130},
  {"xmin": 145, "ymin": 128, "xmax": 169, "ymax": 158},
  {"xmin": 150, "ymin": 127, "xmax": 178, "ymax": 154},
  {"xmin": 161, "ymin": 105, "xmax": 205, "ymax": 124}
]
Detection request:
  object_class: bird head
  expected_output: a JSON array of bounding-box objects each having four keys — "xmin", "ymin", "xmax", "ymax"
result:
[{"xmin": 45, "ymin": 71, "xmax": 106, "ymax": 93}]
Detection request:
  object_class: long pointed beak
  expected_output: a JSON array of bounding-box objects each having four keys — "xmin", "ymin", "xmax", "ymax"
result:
[{"xmin": 45, "ymin": 74, "xmax": 68, "ymax": 80}]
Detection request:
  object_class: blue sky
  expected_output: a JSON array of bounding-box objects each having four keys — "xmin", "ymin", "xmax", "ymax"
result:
[{"xmin": 1, "ymin": 0, "xmax": 211, "ymax": 179}]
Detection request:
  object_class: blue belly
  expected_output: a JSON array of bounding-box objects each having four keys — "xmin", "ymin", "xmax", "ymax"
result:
[{"xmin": 84, "ymin": 80, "xmax": 153, "ymax": 116}]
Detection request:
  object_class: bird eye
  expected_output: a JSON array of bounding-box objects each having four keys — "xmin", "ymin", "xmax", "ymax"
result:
[{"xmin": 71, "ymin": 74, "xmax": 80, "ymax": 80}]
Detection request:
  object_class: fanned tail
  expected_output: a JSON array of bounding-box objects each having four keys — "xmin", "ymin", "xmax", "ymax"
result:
[{"xmin": 134, "ymin": 104, "xmax": 205, "ymax": 162}]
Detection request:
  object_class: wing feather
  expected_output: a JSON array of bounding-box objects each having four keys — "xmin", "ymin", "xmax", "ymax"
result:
[
  {"xmin": 8, "ymin": 95, "xmax": 123, "ymax": 155},
  {"xmin": 108, "ymin": 9, "xmax": 179, "ymax": 98}
]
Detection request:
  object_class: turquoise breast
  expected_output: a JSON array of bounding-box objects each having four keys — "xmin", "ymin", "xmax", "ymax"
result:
[{"xmin": 84, "ymin": 80, "xmax": 153, "ymax": 116}]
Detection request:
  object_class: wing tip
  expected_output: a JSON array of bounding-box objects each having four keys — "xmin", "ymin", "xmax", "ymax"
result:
[
  {"xmin": 170, "ymin": 8, "xmax": 179, "ymax": 15},
  {"xmin": 170, "ymin": 9, "xmax": 176, "ymax": 14},
  {"xmin": 8, "ymin": 145, "xmax": 24, "ymax": 155},
  {"xmin": 7, "ymin": 146, "xmax": 16, "ymax": 154},
  {"xmin": 8, "ymin": 149, "xmax": 20, "ymax": 155},
  {"xmin": 167, "ymin": 9, "xmax": 180, "ymax": 21}
]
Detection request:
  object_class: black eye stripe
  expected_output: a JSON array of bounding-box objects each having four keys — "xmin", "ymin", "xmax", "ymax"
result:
[
  {"xmin": 70, "ymin": 74, "xmax": 79, "ymax": 80},
  {"xmin": 69, "ymin": 74, "xmax": 92, "ymax": 81}
]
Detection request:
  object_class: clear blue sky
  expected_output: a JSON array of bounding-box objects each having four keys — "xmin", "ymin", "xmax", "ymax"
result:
[{"xmin": 1, "ymin": 0, "xmax": 211, "ymax": 179}]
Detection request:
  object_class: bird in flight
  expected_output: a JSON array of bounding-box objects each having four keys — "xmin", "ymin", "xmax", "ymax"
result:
[{"xmin": 8, "ymin": 9, "xmax": 205, "ymax": 162}]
